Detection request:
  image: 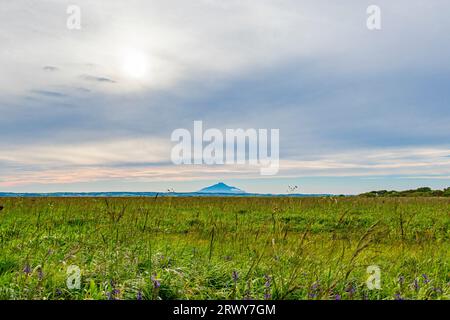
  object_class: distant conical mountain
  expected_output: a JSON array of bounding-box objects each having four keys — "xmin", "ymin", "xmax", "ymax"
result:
[{"xmin": 198, "ymin": 182, "xmax": 245, "ymax": 194}]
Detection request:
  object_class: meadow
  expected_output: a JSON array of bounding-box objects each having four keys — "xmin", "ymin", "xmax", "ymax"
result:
[{"xmin": 0, "ymin": 196, "xmax": 449, "ymax": 300}]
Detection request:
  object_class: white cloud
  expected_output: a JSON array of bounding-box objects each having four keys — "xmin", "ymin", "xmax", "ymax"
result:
[
  {"xmin": 2, "ymin": 1, "xmax": 449, "ymax": 97},
  {"xmin": 1, "ymin": 144, "xmax": 449, "ymax": 187},
  {"xmin": 0, "ymin": 138, "xmax": 170, "ymax": 166}
]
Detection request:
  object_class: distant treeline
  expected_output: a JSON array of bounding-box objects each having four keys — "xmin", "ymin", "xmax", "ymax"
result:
[{"xmin": 360, "ymin": 187, "xmax": 450, "ymax": 197}]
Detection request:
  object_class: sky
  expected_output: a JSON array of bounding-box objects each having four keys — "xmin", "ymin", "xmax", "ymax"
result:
[{"xmin": 1, "ymin": 0, "xmax": 450, "ymax": 194}]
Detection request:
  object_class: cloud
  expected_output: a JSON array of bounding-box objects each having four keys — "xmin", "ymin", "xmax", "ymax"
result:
[
  {"xmin": 2, "ymin": 1, "xmax": 449, "ymax": 96},
  {"xmin": 31, "ymin": 90, "xmax": 67, "ymax": 98},
  {"xmin": 81, "ymin": 75, "xmax": 116, "ymax": 83},
  {"xmin": 0, "ymin": 138, "xmax": 170, "ymax": 167},
  {"xmin": 43, "ymin": 66, "xmax": 59, "ymax": 72},
  {"xmin": 1, "ymin": 142, "xmax": 449, "ymax": 188}
]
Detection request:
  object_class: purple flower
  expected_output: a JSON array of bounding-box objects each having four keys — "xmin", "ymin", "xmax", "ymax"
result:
[
  {"xmin": 108, "ymin": 280, "xmax": 120, "ymax": 300},
  {"xmin": 345, "ymin": 284, "xmax": 356, "ymax": 296},
  {"xmin": 413, "ymin": 279, "xmax": 420, "ymax": 291},
  {"xmin": 264, "ymin": 275, "xmax": 272, "ymax": 300},
  {"xmin": 232, "ymin": 271, "xmax": 239, "ymax": 283},
  {"xmin": 151, "ymin": 274, "xmax": 161, "ymax": 289},
  {"xmin": 23, "ymin": 264, "xmax": 31, "ymax": 275},
  {"xmin": 422, "ymin": 274, "xmax": 430, "ymax": 284},
  {"xmin": 335, "ymin": 294, "xmax": 341, "ymax": 300},
  {"xmin": 394, "ymin": 293, "xmax": 404, "ymax": 300},
  {"xmin": 107, "ymin": 289, "xmax": 120, "ymax": 300},
  {"xmin": 308, "ymin": 282, "xmax": 320, "ymax": 299},
  {"xmin": 137, "ymin": 290, "xmax": 143, "ymax": 300},
  {"xmin": 264, "ymin": 275, "xmax": 271, "ymax": 288},
  {"xmin": 37, "ymin": 267, "xmax": 44, "ymax": 281}
]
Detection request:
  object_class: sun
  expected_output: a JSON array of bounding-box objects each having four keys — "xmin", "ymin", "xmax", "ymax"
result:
[{"xmin": 120, "ymin": 48, "xmax": 149, "ymax": 79}]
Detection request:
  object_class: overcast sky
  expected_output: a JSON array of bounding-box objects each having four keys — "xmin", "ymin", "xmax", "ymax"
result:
[{"xmin": 1, "ymin": 0, "xmax": 450, "ymax": 194}]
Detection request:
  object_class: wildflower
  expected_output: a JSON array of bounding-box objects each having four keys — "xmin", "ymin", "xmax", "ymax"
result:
[
  {"xmin": 108, "ymin": 280, "xmax": 120, "ymax": 300},
  {"xmin": 151, "ymin": 274, "xmax": 161, "ymax": 289},
  {"xmin": 107, "ymin": 289, "xmax": 120, "ymax": 300},
  {"xmin": 23, "ymin": 264, "xmax": 31, "ymax": 275},
  {"xmin": 308, "ymin": 282, "xmax": 319, "ymax": 299},
  {"xmin": 56, "ymin": 288, "xmax": 62, "ymax": 296},
  {"xmin": 137, "ymin": 290, "xmax": 143, "ymax": 300},
  {"xmin": 335, "ymin": 294, "xmax": 341, "ymax": 300},
  {"xmin": 37, "ymin": 267, "xmax": 44, "ymax": 281},
  {"xmin": 264, "ymin": 275, "xmax": 272, "ymax": 300},
  {"xmin": 394, "ymin": 293, "xmax": 404, "ymax": 300},
  {"xmin": 422, "ymin": 274, "xmax": 430, "ymax": 284},
  {"xmin": 264, "ymin": 275, "xmax": 271, "ymax": 288},
  {"xmin": 232, "ymin": 271, "xmax": 239, "ymax": 283},
  {"xmin": 345, "ymin": 284, "xmax": 356, "ymax": 296},
  {"xmin": 413, "ymin": 279, "xmax": 420, "ymax": 291}
]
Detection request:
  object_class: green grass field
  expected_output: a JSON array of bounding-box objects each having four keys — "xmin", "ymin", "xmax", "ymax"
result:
[{"xmin": 0, "ymin": 197, "xmax": 449, "ymax": 300}]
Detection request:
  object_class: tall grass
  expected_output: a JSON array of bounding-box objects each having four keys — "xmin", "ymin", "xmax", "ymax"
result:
[{"xmin": 0, "ymin": 197, "xmax": 448, "ymax": 300}]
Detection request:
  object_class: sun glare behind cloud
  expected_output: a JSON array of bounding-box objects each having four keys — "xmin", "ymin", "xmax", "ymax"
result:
[{"xmin": 120, "ymin": 48, "xmax": 149, "ymax": 79}]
